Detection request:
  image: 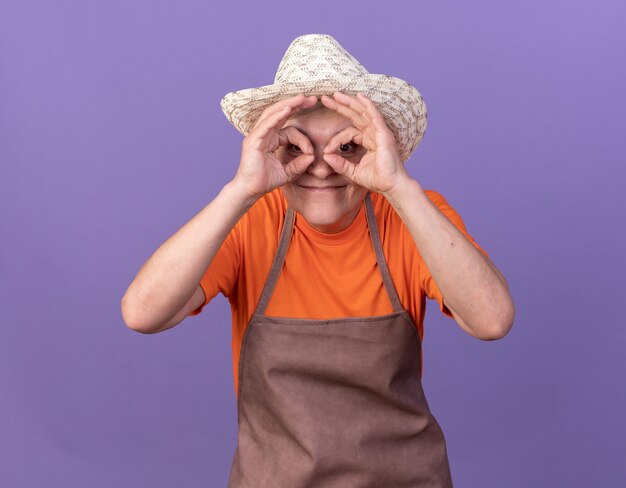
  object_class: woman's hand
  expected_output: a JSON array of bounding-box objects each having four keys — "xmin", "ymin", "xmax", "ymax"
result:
[
  {"xmin": 320, "ymin": 92, "xmax": 410, "ymax": 195},
  {"xmin": 232, "ymin": 94, "xmax": 317, "ymax": 200}
]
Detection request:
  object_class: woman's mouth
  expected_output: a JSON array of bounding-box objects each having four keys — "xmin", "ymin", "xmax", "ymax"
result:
[{"xmin": 298, "ymin": 184, "xmax": 347, "ymax": 192}]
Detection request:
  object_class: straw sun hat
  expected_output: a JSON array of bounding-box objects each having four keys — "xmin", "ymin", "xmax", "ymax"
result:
[{"xmin": 220, "ymin": 34, "xmax": 427, "ymax": 163}]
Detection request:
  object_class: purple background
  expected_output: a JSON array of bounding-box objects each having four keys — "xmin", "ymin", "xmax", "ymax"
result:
[{"xmin": 2, "ymin": 1, "xmax": 625, "ymax": 486}]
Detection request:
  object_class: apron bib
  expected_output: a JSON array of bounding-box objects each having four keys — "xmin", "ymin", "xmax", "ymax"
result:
[{"xmin": 228, "ymin": 193, "xmax": 453, "ymax": 487}]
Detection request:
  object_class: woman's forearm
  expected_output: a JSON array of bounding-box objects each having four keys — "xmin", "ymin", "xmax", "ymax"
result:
[
  {"xmin": 383, "ymin": 177, "xmax": 515, "ymax": 339},
  {"xmin": 121, "ymin": 180, "xmax": 256, "ymax": 333}
]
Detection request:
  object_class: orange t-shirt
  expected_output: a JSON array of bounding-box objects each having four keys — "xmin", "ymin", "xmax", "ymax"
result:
[{"xmin": 189, "ymin": 188, "xmax": 490, "ymax": 396}]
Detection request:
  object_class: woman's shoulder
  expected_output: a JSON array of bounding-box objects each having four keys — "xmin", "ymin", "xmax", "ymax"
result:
[
  {"xmin": 237, "ymin": 188, "xmax": 286, "ymax": 239},
  {"xmin": 370, "ymin": 188, "xmax": 453, "ymax": 246},
  {"xmin": 252, "ymin": 188, "xmax": 287, "ymax": 215}
]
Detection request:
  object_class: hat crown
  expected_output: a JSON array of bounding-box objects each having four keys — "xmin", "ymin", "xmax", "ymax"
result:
[{"xmin": 274, "ymin": 34, "xmax": 369, "ymax": 84}]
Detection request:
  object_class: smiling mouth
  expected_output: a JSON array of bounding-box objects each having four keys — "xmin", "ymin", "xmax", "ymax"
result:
[{"xmin": 298, "ymin": 184, "xmax": 347, "ymax": 191}]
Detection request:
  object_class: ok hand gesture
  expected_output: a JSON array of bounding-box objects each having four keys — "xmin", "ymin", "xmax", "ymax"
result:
[
  {"xmin": 233, "ymin": 94, "xmax": 317, "ymax": 199},
  {"xmin": 320, "ymin": 92, "xmax": 409, "ymax": 195}
]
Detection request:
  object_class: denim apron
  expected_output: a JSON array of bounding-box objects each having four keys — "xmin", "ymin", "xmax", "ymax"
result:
[{"xmin": 228, "ymin": 193, "xmax": 453, "ymax": 487}]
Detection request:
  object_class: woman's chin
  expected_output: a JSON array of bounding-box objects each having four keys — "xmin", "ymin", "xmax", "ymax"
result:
[
  {"xmin": 283, "ymin": 184, "xmax": 367, "ymax": 233},
  {"xmin": 302, "ymin": 210, "xmax": 340, "ymax": 226},
  {"xmin": 298, "ymin": 205, "xmax": 355, "ymax": 233}
]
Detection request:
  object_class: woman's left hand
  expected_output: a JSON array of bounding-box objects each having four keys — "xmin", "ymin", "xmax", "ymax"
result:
[{"xmin": 320, "ymin": 92, "xmax": 410, "ymax": 195}]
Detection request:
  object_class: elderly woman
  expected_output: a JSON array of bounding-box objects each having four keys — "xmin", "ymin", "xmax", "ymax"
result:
[{"xmin": 122, "ymin": 34, "xmax": 514, "ymax": 487}]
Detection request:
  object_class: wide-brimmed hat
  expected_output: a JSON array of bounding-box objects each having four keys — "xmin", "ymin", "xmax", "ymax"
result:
[{"xmin": 220, "ymin": 34, "xmax": 427, "ymax": 163}]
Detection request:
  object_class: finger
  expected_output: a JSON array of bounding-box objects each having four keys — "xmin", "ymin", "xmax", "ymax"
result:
[
  {"xmin": 248, "ymin": 105, "xmax": 294, "ymax": 146},
  {"xmin": 283, "ymin": 153, "xmax": 315, "ymax": 180},
  {"xmin": 251, "ymin": 96, "xmax": 317, "ymax": 143},
  {"xmin": 290, "ymin": 95, "xmax": 319, "ymax": 117},
  {"xmin": 331, "ymin": 91, "xmax": 375, "ymax": 126},
  {"xmin": 322, "ymin": 126, "xmax": 365, "ymax": 154},
  {"xmin": 322, "ymin": 152, "xmax": 357, "ymax": 181},
  {"xmin": 333, "ymin": 92, "xmax": 395, "ymax": 146},
  {"xmin": 355, "ymin": 92, "xmax": 392, "ymax": 134},
  {"xmin": 251, "ymin": 94, "xmax": 304, "ymax": 131},
  {"xmin": 320, "ymin": 93, "xmax": 369, "ymax": 132},
  {"xmin": 249, "ymin": 96, "xmax": 317, "ymax": 138},
  {"xmin": 251, "ymin": 94, "xmax": 317, "ymax": 132},
  {"xmin": 266, "ymin": 94, "xmax": 317, "ymax": 120},
  {"xmin": 278, "ymin": 126, "xmax": 313, "ymax": 153}
]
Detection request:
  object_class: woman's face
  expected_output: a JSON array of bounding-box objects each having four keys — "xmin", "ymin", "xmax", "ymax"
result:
[{"xmin": 277, "ymin": 106, "xmax": 368, "ymax": 234}]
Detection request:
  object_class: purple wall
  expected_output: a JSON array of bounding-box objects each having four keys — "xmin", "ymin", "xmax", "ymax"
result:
[{"xmin": 2, "ymin": 1, "xmax": 625, "ymax": 486}]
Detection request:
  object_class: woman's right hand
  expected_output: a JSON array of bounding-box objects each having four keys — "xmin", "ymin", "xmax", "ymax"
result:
[{"xmin": 232, "ymin": 94, "xmax": 318, "ymax": 200}]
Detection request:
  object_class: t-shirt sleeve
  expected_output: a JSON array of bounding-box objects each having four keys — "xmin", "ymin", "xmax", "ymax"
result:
[
  {"xmin": 187, "ymin": 224, "xmax": 240, "ymax": 316},
  {"xmin": 418, "ymin": 190, "xmax": 491, "ymax": 318}
]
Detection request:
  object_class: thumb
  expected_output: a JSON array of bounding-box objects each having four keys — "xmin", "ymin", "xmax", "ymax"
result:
[
  {"xmin": 323, "ymin": 153, "xmax": 357, "ymax": 181},
  {"xmin": 284, "ymin": 153, "xmax": 315, "ymax": 181}
]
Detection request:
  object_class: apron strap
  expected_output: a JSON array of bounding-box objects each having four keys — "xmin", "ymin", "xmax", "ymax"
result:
[
  {"xmin": 254, "ymin": 193, "xmax": 403, "ymax": 315},
  {"xmin": 364, "ymin": 192, "xmax": 404, "ymax": 312},
  {"xmin": 253, "ymin": 206, "xmax": 295, "ymax": 316}
]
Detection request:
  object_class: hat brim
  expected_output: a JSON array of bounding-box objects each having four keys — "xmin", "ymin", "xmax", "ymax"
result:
[{"xmin": 220, "ymin": 74, "xmax": 427, "ymax": 163}]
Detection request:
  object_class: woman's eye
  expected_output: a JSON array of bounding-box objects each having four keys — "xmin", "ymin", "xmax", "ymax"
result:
[{"xmin": 289, "ymin": 143, "xmax": 356, "ymax": 153}]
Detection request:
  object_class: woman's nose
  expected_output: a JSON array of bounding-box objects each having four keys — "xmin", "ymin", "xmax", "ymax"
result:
[{"xmin": 306, "ymin": 151, "xmax": 336, "ymax": 179}]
